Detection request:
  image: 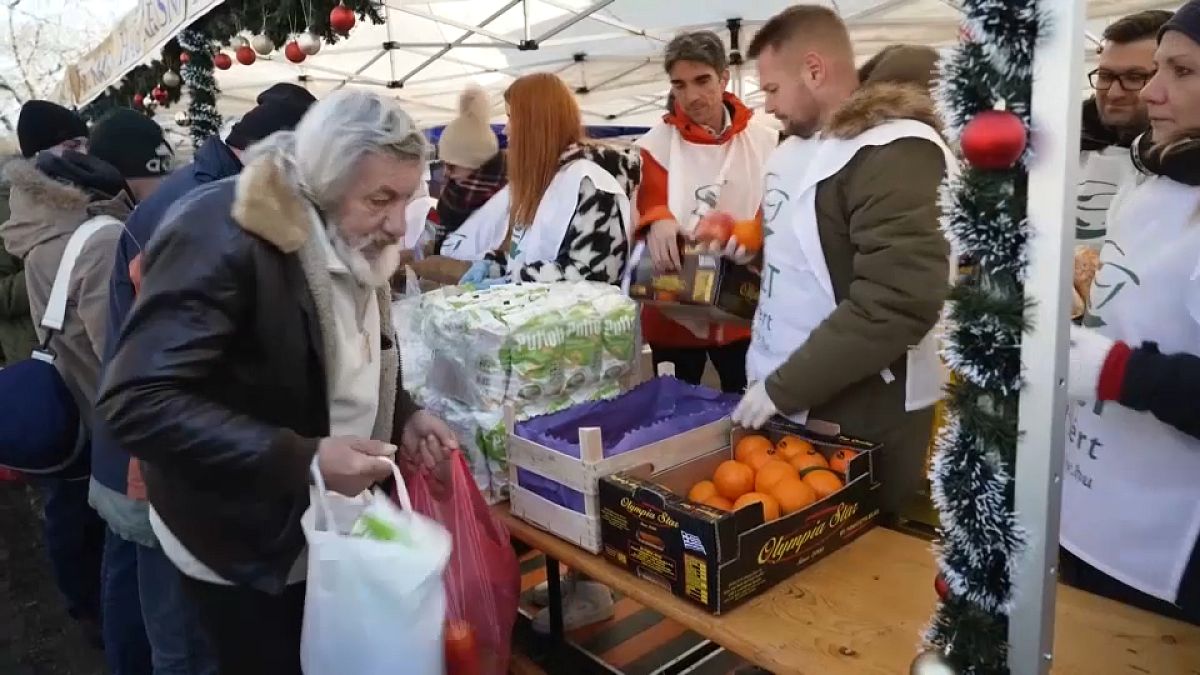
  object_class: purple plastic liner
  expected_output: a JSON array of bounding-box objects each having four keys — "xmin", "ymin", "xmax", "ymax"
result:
[{"xmin": 515, "ymin": 378, "xmax": 737, "ymax": 512}]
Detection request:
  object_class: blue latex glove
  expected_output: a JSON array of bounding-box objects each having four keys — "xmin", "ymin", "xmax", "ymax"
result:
[
  {"xmin": 459, "ymin": 260, "xmax": 491, "ymax": 285},
  {"xmin": 476, "ymin": 276, "xmax": 510, "ymax": 289}
]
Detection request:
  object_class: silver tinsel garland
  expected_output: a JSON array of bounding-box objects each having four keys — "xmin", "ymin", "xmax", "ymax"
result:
[{"xmin": 176, "ymin": 28, "xmax": 223, "ymax": 148}]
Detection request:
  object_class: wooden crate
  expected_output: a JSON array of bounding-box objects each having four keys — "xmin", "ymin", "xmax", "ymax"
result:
[{"xmin": 505, "ymin": 400, "xmax": 731, "ymax": 553}]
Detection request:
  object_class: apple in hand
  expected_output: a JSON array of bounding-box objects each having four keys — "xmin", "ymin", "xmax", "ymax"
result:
[{"xmin": 694, "ymin": 211, "xmax": 734, "ymax": 245}]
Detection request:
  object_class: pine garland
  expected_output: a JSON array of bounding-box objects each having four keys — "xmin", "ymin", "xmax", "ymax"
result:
[
  {"xmin": 925, "ymin": 0, "xmax": 1045, "ymax": 671},
  {"xmin": 177, "ymin": 28, "xmax": 222, "ymax": 148}
]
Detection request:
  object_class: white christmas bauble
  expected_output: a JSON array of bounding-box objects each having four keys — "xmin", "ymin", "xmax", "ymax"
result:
[
  {"xmin": 174, "ymin": 110, "xmax": 191, "ymax": 126},
  {"xmin": 910, "ymin": 650, "xmax": 958, "ymax": 675},
  {"xmin": 297, "ymin": 32, "xmax": 322, "ymax": 56},
  {"xmin": 162, "ymin": 71, "xmax": 181, "ymax": 88},
  {"xmin": 230, "ymin": 35, "xmax": 249, "ymax": 50},
  {"xmin": 251, "ymin": 34, "xmax": 275, "ymax": 55}
]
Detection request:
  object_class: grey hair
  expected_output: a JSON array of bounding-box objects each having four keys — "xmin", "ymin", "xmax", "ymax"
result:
[
  {"xmin": 245, "ymin": 89, "xmax": 429, "ymax": 212},
  {"xmin": 664, "ymin": 31, "xmax": 728, "ymax": 74}
]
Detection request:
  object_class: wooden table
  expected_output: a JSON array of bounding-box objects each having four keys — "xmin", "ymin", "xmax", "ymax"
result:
[{"xmin": 497, "ymin": 506, "xmax": 1200, "ymax": 675}]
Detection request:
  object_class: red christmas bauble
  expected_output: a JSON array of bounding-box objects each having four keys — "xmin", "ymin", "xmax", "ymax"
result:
[
  {"xmin": 330, "ymin": 3, "xmax": 356, "ymax": 34},
  {"xmin": 214, "ymin": 52, "xmax": 233, "ymax": 70},
  {"xmin": 935, "ymin": 573, "xmax": 950, "ymax": 600},
  {"xmin": 235, "ymin": 45, "xmax": 257, "ymax": 66},
  {"xmin": 132, "ymin": 93, "xmax": 145, "ymax": 108},
  {"xmin": 284, "ymin": 41, "xmax": 307, "ymax": 64},
  {"xmin": 960, "ymin": 109, "xmax": 1027, "ymax": 170},
  {"xmin": 152, "ymin": 86, "xmax": 168, "ymax": 103},
  {"xmin": 179, "ymin": 52, "xmax": 191, "ymax": 64}
]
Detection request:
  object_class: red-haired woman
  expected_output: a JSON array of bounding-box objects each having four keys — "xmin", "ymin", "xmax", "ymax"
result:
[{"xmin": 460, "ymin": 73, "xmax": 641, "ymax": 286}]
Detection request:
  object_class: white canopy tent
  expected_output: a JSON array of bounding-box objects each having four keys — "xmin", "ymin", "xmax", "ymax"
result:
[{"xmin": 64, "ymin": 0, "xmax": 1176, "ymax": 129}]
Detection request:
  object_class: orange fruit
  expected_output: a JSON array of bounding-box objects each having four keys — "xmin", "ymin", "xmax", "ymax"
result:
[
  {"xmin": 754, "ymin": 459, "xmax": 798, "ymax": 494},
  {"xmin": 733, "ymin": 492, "xmax": 780, "ymax": 521},
  {"xmin": 829, "ymin": 448, "xmax": 859, "ymax": 474},
  {"xmin": 688, "ymin": 480, "xmax": 718, "ymax": 503},
  {"xmin": 802, "ymin": 468, "xmax": 844, "ymax": 499},
  {"xmin": 788, "ymin": 447, "xmax": 829, "ymax": 473},
  {"xmin": 734, "ymin": 435, "xmax": 774, "ymax": 464},
  {"xmin": 775, "ymin": 435, "xmax": 814, "ymax": 462},
  {"xmin": 702, "ymin": 495, "xmax": 734, "ymax": 511},
  {"xmin": 743, "ymin": 447, "xmax": 774, "ymax": 472},
  {"xmin": 713, "ymin": 460, "xmax": 755, "ymax": 501},
  {"xmin": 770, "ymin": 477, "xmax": 817, "ymax": 515},
  {"xmin": 732, "ymin": 217, "xmax": 763, "ymax": 253}
]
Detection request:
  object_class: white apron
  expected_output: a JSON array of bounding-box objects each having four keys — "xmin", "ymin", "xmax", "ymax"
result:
[
  {"xmin": 636, "ymin": 120, "xmax": 778, "ymax": 234},
  {"xmin": 1060, "ymin": 175, "xmax": 1200, "ymax": 603},
  {"xmin": 746, "ymin": 120, "xmax": 956, "ymax": 423},
  {"xmin": 507, "ymin": 159, "xmax": 631, "ymax": 272},
  {"xmin": 438, "ymin": 187, "xmax": 511, "ymax": 261}
]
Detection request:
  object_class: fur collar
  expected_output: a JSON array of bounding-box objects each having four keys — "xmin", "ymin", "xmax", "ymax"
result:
[
  {"xmin": 825, "ymin": 81, "xmax": 942, "ymax": 140},
  {"xmin": 3, "ymin": 158, "xmax": 91, "ymax": 213},
  {"xmin": 231, "ymin": 157, "xmax": 311, "ymax": 253}
]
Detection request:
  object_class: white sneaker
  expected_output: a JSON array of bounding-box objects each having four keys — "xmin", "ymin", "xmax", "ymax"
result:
[
  {"xmin": 531, "ymin": 581, "xmax": 614, "ymax": 634},
  {"xmin": 529, "ymin": 571, "xmax": 578, "ymax": 605}
]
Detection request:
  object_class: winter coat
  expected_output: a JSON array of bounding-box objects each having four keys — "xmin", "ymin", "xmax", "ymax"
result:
[
  {"xmin": 483, "ymin": 143, "xmax": 641, "ymax": 284},
  {"xmin": 0, "ymin": 157, "xmax": 132, "ymax": 419},
  {"xmin": 96, "ymin": 156, "xmax": 420, "ymax": 594},
  {"xmin": 0, "ymin": 171, "xmax": 37, "ymax": 365},
  {"xmin": 636, "ymin": 93, "xmax": 777, "ymax": 349},
  {"xmin": 90, "ymin": 136, "xmax": 243, "ymax": 546},
  {"xmin": 763, "ymin": 45, "xmax": 951, "ymax": 513}
]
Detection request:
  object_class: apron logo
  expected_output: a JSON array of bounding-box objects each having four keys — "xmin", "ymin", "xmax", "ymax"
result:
[
  {"xmin": 1082, "ymin": 240, "xmax": 1141, "ymax": 328},
  {"xmin": 762, "ymin": 172, "xmax": 789, "ymax": 239},
  {"xmin": 691, "ymin": 183, "xmax": 723, "ymax": 219}
]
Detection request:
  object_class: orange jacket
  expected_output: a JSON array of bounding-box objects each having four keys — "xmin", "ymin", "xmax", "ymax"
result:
[{"xmin": 637, "ymin": 92, "xmax": 760, "ymax": 348}]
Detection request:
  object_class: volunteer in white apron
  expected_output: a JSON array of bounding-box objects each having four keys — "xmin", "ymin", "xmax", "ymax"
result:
[
  {"xmin": 432, "ymin": 84, "xmax": 509, "ymax": 260},
  {"xmin": 732, "ymin": 15, "xmax": 954, "ymax": 517},
  {"xmin": 459, "ymin": 73, "xmax": 639, "ymax": 288},
  {"xmin": 1060, "ymin": 7, "xmax": 1200, "ymax": 624},
  {"xmin": 635, "ymin": 30, "xmax": 779, "ymax": 393}
]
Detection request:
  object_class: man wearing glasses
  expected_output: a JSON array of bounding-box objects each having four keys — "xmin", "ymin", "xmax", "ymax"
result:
[{"xmin": 1078, "ymin": 10, "xmax": 1172, "ymax": 247}]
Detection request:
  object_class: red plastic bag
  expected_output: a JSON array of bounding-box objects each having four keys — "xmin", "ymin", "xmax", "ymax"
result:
[{"xmin": 403, "ymin": 451, "xmax": 520, "ymax": 675}]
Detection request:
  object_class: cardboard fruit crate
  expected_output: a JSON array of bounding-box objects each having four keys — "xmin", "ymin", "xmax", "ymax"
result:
[
  {"xmin": 505, "ymin": 401, "xmax": 732, "ymax": 554},
  {"xmin": 598, "ymin": 418, "xmax": 881, "ymax": 613}
]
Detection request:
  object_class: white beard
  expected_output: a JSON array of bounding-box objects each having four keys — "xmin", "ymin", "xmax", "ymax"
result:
[{"xmin": 328, "ymin": 227, "xmax": 402, "ymax": 287}]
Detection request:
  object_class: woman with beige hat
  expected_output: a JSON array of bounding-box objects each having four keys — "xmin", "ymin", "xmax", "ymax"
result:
[{"xmin": 435, "ymin": 84, "xmax": 509, "ymax": 259}]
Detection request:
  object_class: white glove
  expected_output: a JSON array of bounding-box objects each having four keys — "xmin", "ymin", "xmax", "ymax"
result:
[
  {"xmin": 1068, "ymin": 325, "xmax": 1116, "ymax": 401},
  {"xmin": 703, "ymin": 238, "xmax": 756, "ymax": 266},
  {"xmin": 732, "ymin": 381, "xmax": 779, "ymax": 429}
]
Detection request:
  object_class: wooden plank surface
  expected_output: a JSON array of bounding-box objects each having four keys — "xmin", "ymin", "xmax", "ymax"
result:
[{"xmin": 497, "ymin": 505, "xmax": 1200, "ymax": 675}]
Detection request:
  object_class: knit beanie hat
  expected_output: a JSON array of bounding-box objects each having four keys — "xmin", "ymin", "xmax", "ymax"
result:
[
  {"xmin": 17, "ymin": 100, "xmax": 88, "ymax": 158},
  {"xmin": 1161, "ymin": 0, "xmax": 1200, "ymax": 46},
  {"xmin": 88, "ymin": 109, "xmax": 174, "ymax": 179},
  {"xmin": 227, "ymin": 84, "xmax": 317, "ymax": 151},
  {"xmin": 438, "ymin": 84, "xmax": 499, "ymax": 170}
]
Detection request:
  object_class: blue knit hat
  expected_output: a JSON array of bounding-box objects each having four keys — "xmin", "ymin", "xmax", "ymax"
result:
[{"xmin": 1160, "ymin": 1, "xmax": 1200, "ymax": 46}]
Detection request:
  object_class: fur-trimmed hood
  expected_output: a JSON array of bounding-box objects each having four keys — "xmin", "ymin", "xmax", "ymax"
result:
[
  {"xmin": 827, "ymin": 44, "xmax": 942, "ymax": 140},
  {"xmin": 230, "ymin": 155, "xmax": 312, "ymax": 254},
  {"xmin": 0, "ymin": 158, "xmax": 131, "ymax": 258}
]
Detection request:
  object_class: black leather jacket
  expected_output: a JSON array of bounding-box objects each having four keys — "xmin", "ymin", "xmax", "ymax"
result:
[{"xmin": 97, "ymin": 177, "xmax": 417, "ymax": 593}]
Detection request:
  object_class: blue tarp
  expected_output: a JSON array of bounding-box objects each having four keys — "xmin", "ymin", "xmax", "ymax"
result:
[{"xmin": 423, "ymin": 124, "xmax": 649, "ymax": 151}]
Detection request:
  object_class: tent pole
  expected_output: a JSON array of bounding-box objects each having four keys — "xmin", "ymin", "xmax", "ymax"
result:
[
  {"xmin": 394, "ymin": 0, "xmax": 522, "ymax": 85},
  {"xmin": 385, "ymin": 2, "xmax": 398, "ymax": 90},
  {"xmin": 1010, "ymin": 0, "xmax": 1085, "ymax": 673},
  {"xmin": 523, "ymin": 0, "xmax": 531, "ymax": 43},
  {"xmin": 535, "ymin": 0, "xmax": 615, "ymax": 44}
]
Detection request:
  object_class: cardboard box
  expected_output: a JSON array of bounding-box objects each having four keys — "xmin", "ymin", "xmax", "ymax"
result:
[
  {"xmin": 627, "ymin": 241, "xmax": 759, "ymax": 323},
  {"xmin": 597, "ymin": 418, "xmax": 880, "ymax": 614}
]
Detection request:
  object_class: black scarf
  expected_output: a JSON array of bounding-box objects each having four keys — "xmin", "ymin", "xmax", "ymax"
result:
[
  {"xmin": 1081, "ymin": 97, "xmax": 1143, "ymax": 152},
  {"xmin": 1132, "ymin": 131, "xmax": 1200, "ymax": 186}
]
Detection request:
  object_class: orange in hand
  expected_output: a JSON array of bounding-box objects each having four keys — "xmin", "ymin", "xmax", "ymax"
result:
[
  {"xmin": 770, "ymin": 477, "xmax": 817, "ymax": 515},
  {"xmin": 732, "ymin": 218, "xmax": 763, "ymax": 253},
  {"xmin": 713, "ymin": 460, "xmax": 755, "ymax": 501},
  {"xmin": 755, "ymin": 459, "xmax": 798, "ymax": 494},
  {"xmin": 733, "ymin": 492, "xmax": 780, "ymax": 521}
]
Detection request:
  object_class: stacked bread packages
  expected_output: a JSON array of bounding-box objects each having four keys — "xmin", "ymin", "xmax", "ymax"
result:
[{"xmin": 395, "ymin": 282, "xmax": 639, "ymax": 503}]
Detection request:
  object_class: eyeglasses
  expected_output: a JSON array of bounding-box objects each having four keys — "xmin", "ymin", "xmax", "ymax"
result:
[{"xmin": 1088, "ymin": 68, "xmax": 1153, "ymax": 92}]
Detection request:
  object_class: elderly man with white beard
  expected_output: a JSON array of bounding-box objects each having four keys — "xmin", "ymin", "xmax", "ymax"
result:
[{"xmin": 96, "ymin": 90, "xmax": 457, "ymax": 675}]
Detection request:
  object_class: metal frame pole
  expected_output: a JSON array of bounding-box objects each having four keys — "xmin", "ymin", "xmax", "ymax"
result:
[{"xmin": 1009, "ymin": 0, "xmax": 1086, "ymax": 672}]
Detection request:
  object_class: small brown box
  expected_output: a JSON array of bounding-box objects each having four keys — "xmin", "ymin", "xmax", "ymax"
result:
[{"xmin": 627, "ymin": 242, "xmax": 759, "ymax": 323}]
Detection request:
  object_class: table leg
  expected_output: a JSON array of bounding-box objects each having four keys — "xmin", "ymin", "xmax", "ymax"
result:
[{"xmin": 545, "ymin": 556, "xmax": 565, "ymax": 641}]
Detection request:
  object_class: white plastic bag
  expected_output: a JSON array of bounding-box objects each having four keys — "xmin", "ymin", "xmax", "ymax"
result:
[{"xmin": 300, "ymin": 459, "xmax": 452, "ymax": 675}]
